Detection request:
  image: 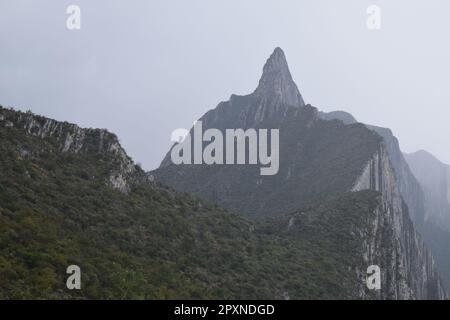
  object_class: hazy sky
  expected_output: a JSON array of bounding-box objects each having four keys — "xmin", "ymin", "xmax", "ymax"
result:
[{"xmin": 1, "ymin": 0, "xmax": 449, "ymax": 170}]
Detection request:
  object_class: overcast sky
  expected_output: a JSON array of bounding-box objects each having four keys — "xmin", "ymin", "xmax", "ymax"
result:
[{"xmin": 1, "ymin": 0, "xmax": 449, "ymax": 169}]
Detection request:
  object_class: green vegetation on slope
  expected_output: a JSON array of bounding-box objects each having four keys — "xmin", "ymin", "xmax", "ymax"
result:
[{"xmin": 0, "ymin": 112, "xmax": 380, "ymax": 299}]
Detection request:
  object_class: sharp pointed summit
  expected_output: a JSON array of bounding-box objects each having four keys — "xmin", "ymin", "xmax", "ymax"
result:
[
  {"xmin": 254, "ymin": 47, "xmax": 305, "ymax": 107},
  {"xmin": 154, "ymin": 46, "xmax": 448, "ymax": 300}
]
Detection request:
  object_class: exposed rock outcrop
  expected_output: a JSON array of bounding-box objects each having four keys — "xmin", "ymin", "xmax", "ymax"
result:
[
  {"xmin": 0, "ymin": 106, "xmax": 150, "ymax": 193},
  {"xmin": 353, "ymin": 147, "xmax": 447, "ymax": 299},
  {"xmin": 404, "ymin": 150, "xmax": 450, "ymax": 290},
  {"xmin": 319, "ymin": 111, "xmax": 427, "ymax": 225},
  {"xmin": 155, "ymin": 47, "xmax": 447, "ymax": 299},
  {"xmin": 254, "ymin": 47, "xmax": 305, "ymax": 109}
]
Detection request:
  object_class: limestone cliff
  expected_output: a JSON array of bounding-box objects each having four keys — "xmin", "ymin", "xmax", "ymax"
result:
[
  {"xmin": 353, "ymin": 146, "xmax": 446, "ymax": 299},
  {"xmin": 155, "ymin": 47, "xmax": 448, "ymax": 299},
  {"xmin": 0, "ymin": 106, "xmax": 151, "ymax": 193}
]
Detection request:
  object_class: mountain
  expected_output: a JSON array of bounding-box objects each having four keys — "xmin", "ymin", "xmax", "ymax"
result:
[
  {"xmin": 0, "ymin": 105, "xmax": 403, "ymax": 299},
  {"xmin": 154, "ymin": 48, "xmax": 447, "ymax": 299},
  {"xmin": 404, "ymin": 150, "xmax": 450, "ymax": 226},
  {"xmin": 321, "ymin": 116, "xmax": 450, "ymax": 293},
  {"xmin": 1, "ymin": 47, "xmax": 447, "ymax": 299},
  {"xmin": 158, "ymin": 48, "xmax": 382, "ymax": 216},
  {"xmin": 403, "ymin": 150, "xmax": 450, "ymax": 290},
  {"xmin": 320, "ymin": 110, "xmax": 450, "ymax": 293},
  {"xmin": 318, "ymin": 110, "xmax": 356, "ymax": 125},
  {"xmin": 318, "ymin": 112, "xmax": 427, "ymax": 226},
  {"xmin": 254, "ymin": 47, "xmax": 305, "ymax": 108}
]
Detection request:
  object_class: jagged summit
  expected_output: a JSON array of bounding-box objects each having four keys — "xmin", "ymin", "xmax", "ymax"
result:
[{"xmin": 254, "ymin": 47, "xmax": 305, "ymax": 107}]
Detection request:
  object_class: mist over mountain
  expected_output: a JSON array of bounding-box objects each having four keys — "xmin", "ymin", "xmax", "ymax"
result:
[
  {"xmin": 319, "ymin": 112, "xmax": 427, "ymax": 226},
  {"xmin": 2, "ymin": 106, "xmax": 382, "ymax": 299},
  {"xmin": 1, "ymin": 46, "xmax": 448, "ymax": 300},
  {"xmin": 154, "ymin": 48, "xmax": 447, "ymax": 299},
  {"xmin": 402, "ymin": 150, "xmax": 450, "ymax": 289},
  {"xmin": 405, "ymin": 150, "xmax": 450, "ymax": 226}
]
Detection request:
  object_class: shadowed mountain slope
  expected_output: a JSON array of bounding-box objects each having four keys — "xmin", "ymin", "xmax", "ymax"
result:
[{"xmin": 153, "ymin": 48, "xmax": 447, "ymax": 299}]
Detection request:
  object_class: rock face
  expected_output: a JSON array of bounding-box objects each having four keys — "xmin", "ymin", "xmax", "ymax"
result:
[
  {"xmin": 353, "ymin": 147, "xmax": 446, "ymax": 299},
  {"xmin": 158, "ymin": 49, "xmax": 381, "ymax": 215},
  {"xmin": 318, "ymin": 112, "xmax": 427, "ymax": 225},
  {"xmin": 0, "ymin": 106, "xmax": 149, "ymax": 193},
  {"xmin": 320, "ymin": 111, "xmax": 450, "ymax": 293},
  {"xmin": 403, "ymin": 150, "xmax": 450, "ymax": 290},
  {"xmin": 253, "ymin": 47, "xmax": 305, "ymax": 108},
  {"xmin": 154, "ymin": 47, "xmax": 447, "ymax": 299},
  {"xmin": 365, "ymin": 126, "xmax": 426, "ymax": 226}
]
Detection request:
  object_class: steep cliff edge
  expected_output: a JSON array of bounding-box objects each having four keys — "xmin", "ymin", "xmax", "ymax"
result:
[
  {"xmin": 154, "ymin": 47, "xmax": 447, "ymax": 299},
  {"xmin": 320, "ymin": 111, "xmax": 450, "ymax": 293},
  {"xmin": 0, "ymin": 105, "xmax": 420, "ymax": 299},
  {"xmin": 404, "ymin": 150, "xmax": 450, "ymax": 290},
  {"xmin": 352, "ymin": 146, "xmax": 446, "ymax": 299},
  {"xmin": 318, "ymin": 112, "xmax": 426, "ymax": 225},
  {"xmin": 0, "ymin": 106, "xmax": 151, "ymax": 193}
]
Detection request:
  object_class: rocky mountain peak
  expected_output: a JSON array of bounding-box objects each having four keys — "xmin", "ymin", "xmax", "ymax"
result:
[{"xmin": 254, "ymin": 47, "xmax": 305, "ymax": 107}]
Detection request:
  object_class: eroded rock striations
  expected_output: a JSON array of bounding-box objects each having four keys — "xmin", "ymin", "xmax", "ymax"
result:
[
  {"xmin": 1, "ymin": 46, "xmax": 446, "ymax": 299},
  {"xmin": 154, "ymin": 47, "xmax": 447, "ymax": 299},
  {"xmin": 0, "ymin": 107, "xmax": 151, "ymax": 193},
  {"xmin": 352, "ymin": 147, "xmax": 446, "ymax": 298}
]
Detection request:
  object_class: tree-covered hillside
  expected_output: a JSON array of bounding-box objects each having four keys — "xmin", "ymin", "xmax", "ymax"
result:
[{"xmin": 0, "ymin": 107, "xmax": 381, "ymax": 299}]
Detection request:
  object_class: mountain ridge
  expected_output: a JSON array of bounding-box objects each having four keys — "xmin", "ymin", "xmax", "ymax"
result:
[
  {"xmin": 154, "ymin": 47, "xmax": 447, "ymax": 299},
  {"xmin": 1, "ymin": 47, "xmax": 447, "ymax": 299},
  {"xmin": 0, "ymin": 106, "xmax": 152, "ymax": 193},
  {"xmin": 0, "ymin": 104, "xmax": 401, "ymax": 299}
]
